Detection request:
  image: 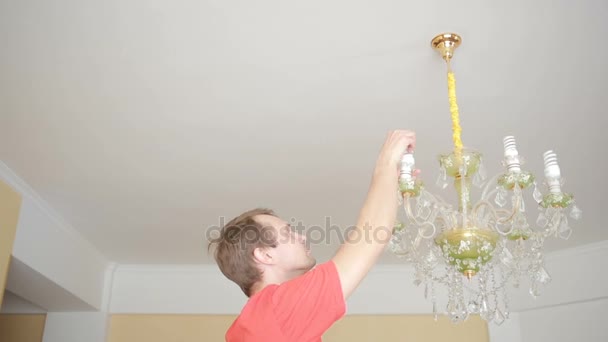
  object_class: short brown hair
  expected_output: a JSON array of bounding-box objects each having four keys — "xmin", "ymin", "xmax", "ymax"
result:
[{"xmin": 208, "ymin": 208, "xmax": 277, "ymax": 296}]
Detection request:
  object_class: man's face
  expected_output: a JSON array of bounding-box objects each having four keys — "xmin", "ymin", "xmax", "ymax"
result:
[{"xmin": 256, "ymin": 214, "xmax": 316, "ymax": 275}]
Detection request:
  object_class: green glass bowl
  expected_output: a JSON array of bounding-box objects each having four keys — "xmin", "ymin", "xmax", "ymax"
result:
[
  {"xmin": 435, "ymin": 228, "xmax": 498, "ymax": 276},
  {"xmin": 541, "ymin": 192, "xmax": 574, "ymax": 209},
  {"xmin": 399, "ymin": 179, "xmax": 424, "ymax": 197},
  {"xmin": 439, "ymin": 150, "xmax": 482, "ymax": 178},
  {"xmin": 498, "ymin": 171, "xmax": 535, "ymax": 190}
]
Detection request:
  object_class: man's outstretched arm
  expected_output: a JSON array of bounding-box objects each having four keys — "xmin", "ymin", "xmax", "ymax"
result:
[{"xmin": 332, "ymin": 130, "xmax": 416, "ymax": 299}]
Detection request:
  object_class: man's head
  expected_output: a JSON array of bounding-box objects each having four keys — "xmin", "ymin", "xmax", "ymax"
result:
[{"xmin": 208, "ymin": 208, "xmax": 315, "ymax": 296}]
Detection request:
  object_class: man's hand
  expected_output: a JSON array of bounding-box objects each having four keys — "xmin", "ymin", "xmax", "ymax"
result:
[
  {"xmin": 333, "ymin": 130, "xmax": 417, "ymax": 299},
  {"xmin": 375, "ymin": 130, "xmax": 416, "ymax": 169}
]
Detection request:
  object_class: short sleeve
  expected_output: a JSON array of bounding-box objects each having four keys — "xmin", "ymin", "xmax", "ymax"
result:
[{"xmin": 271, "ymin": 261, "xmax": 346, "ymax": 340}]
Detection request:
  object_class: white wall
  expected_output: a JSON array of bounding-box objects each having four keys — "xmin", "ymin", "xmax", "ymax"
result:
[
  {"xmin": 110, "ymin": 242, "xmax": 608, "ymax": 313},
  {"xmin": 6, "ymin": 258, "xmax": 98, "ymax": 311},
  {"xmin": 506, "ymin": 241, "xmax": 608, "ymax": 312},
  {"xmin": 518, "ymin": 299, "xmax": 608, "ymax": 342},
  {"xmin": 109, "ymin": 263, "xmax": 445, "ymax": 315},
  {"xmin": 0, "ymin": 161, "xmax": 109, "ymax": 310},
  {"xmin": 488, "ymin": 313, "xmax": 522, "ymax": 342},
  {"xmin": 108, "ymin": 263, "xmax": 522, "ymax": 341},
  {"xmin": 42, "ymin": 312, "xmax": 108, "ymax": 342},
  {"xmin": 109, "ymin": 264, "xmax": 247, "ymax": 314},
  {"xmin": 1, "ymin": 290, "xmax": 46, "ymax": 314},
  {"xmin": 108, "ymin": 241, "xmax": 608, "ymax": 342},
  {"xmin": 12, "ymin": 198, "xmax": 108, "ymax": 309}
]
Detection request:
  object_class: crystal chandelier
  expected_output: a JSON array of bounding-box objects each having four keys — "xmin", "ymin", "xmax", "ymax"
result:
[{"xmin": 389, "ymin": 33, "xmax": 582, "ymax": 324}]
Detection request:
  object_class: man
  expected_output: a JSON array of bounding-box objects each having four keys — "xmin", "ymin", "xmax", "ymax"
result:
[{"xmin": 209, "ymin": 130, "xmax": 416, "ymax": 341}]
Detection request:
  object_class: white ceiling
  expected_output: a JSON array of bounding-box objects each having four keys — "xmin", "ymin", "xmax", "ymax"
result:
[{"xmin": 0, "ymin": 0, "xmax": 606, "ymax": 264}]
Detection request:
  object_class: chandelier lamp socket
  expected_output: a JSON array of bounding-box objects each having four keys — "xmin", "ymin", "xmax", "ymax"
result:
[
  {"xmin": 543, "ymin": 150, "xmax": 562, "ymax": 194},
  {"xmin": 503, "ymin": 136, "xmax": 522, "ymax": 173},
  {"xmin": 400, "ymin": 153, "xmax": 416, "ymax": 181}
]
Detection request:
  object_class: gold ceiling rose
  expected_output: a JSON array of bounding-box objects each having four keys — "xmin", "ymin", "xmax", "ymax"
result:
[
  {"xmin": 431, "ymin": 33, "xmax": 462, "ymax": 61},
  {"xmin": 389, "ymin": 33, "xmax": 581, "ymax": 325}
]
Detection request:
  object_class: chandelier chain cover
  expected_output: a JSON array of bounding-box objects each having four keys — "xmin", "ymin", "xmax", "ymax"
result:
[{"xmin": 390, "ymin": 33, "xmax": 582, "ymax": 325}]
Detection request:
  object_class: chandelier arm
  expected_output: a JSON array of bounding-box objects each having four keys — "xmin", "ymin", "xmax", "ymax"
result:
[
  {"xmin": 393, "ymin": 249, "xmax": 410, "ymax": 257},
  {"xmin": 403, "ymin": 196, "xmax": 435, "ymax": 229},
  {"xmin": 422, "ymin": 189, "xmax": 452, "ymax": 207},
  {"xmin": 403, "ymin": 198, "xmax": 444, "ymax": 240},
  {"xmin": 423, "ymin": 191, "xmax": 460, "ymax": 228},
  {"xmin": 481, "ymin": 188, "xmax": 499, "ymax": 203},
  {"xmin": 474, "ymin": 192, "xmax": 522, "ymax": 226},
  {"xmin": 472, "ymin": 201, "xmax": 518, "ymax": 236},
  {"xmin": 496, "ymin": 193, "xmax": 522, "ymax": 225},
  {"xmin": 418, "ymin": 190, "xmax": 458, "ymax": 229}
]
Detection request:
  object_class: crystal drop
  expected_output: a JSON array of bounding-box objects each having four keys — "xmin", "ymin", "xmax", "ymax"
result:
[
  {"xmin": 413, "ymin": 235, "xmax": 421, "ymax": 249},
  {"xmin": 473, "ymin": 162, "xmax": 486, "ymax": 187},
  {"xmin": 426, "ymin": 249, "xmax": 438, "ymax": 267},
  {"xmin": 559, "ymin": 216, "xmax": 572, "ymax": 240},
  {"xmin": 533, "ymin": 182, "xmax": 543, "ymax": 203},
  {"xmin": 559, "ymin": 228, "xmax": 572, "ymax": 240},
  {"xmin": 389, "ymin": 235, "xmax": 403, "ymax": 254},
  {"xmin": 447, "ymin": 301, "xmax": 468, "ymax": 323},
  {"xmin": 529, "ymin": 286, "xmax": 540, "ymax": 298},
  {"xmin": 467, "ymin": 300, "xmax": 479, "ymax": 314},
  {"xmin": 473, "ymin": 172, "xmax": 483, "ymax": 188},
  {"xmin": 447, "ymin": 301, "xmax": 457, "ymax": 317},
  {"xmin": 570, "ymin": 205, "xmax": 582, "ymax": 220},
  {"xmin": 547, "ymin": 207, "xmax": 560, "ymax": 226},
  {"xmin": 536, "ymin": 212, "xmax": 548, "ymax": 228},
  {"xmin": 424, "ymin": 284, "xmax": 429, "ymax": 299},
  {"xmin": 413, "ymin": 279, "xmax": 422, "ymax": 287},
  {"xmin": 479, "ymin": 299, "xmax": 491, "ymax": 321},
  {"xmin": 433, "ymin": 302, "xmax": 438, "ymax": 321},
  {"xmin": 478, "ymin": 159, "xmax": 487, "ymax": 181},
  {"xmin": 494, "ymin": 309, "xmax": 506, "ymax": 325},
  {"xmin": 517, "ymin": 214, "xmax": 528, "ymax": 228},
  {"xmin": 537, "ymin": 267, "xmax": 551, "ymax": 285},
  {"xmin": 495, "ymin": 188, "xmax": 507, "ymax": 207},
  {"xmin": 436, "ymin": 167, "xmax": 448, "ymax": 189},
  {"xmin": 500, "ymin": 248, "xmax": 514, "ymax": 267}
]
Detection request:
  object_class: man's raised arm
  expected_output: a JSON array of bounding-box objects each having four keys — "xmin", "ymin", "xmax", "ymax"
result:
[{"xmin": 332, "ymin": 130, "xmax": 416, "ymax": 299}]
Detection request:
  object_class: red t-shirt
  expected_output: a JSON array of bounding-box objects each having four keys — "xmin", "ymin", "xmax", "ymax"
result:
[{"xmin": 225, "ymin": 261, "xmax": 346, "ymax": 342}]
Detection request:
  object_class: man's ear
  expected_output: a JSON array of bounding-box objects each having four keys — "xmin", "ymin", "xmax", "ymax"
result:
[{"xmin": 253, "ymin": 246, "xmax": 275, "ymax": 265}]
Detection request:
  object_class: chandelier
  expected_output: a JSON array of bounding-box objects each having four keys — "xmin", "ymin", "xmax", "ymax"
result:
[{"xmin": 389, "ymin": 33, "xmax": 582, "ymax": 324}]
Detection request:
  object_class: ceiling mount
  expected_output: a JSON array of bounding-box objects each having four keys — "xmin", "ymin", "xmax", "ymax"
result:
[{"xmin": 431, "ymin": 33, "xmax": 462, "ymax": 61}]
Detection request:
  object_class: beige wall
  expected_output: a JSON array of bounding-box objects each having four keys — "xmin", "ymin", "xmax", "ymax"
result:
[
  {"xmin": 108, "ymin": 314, "xmax": 488, "ymax": 342},
  {"xmin": 109, "ymin": 315, "xmax": 235, "ymax": 341},
  {"xmin": 0, "ymin": 180, "xmax": 22, "ymax": 308},
  {"xmin": 324, "ymin": 315, "xmax": 488, "ymax": 341},
  {"xmin": 0, "ymin": 314, "xmax": 46, "ymax": 342}
]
